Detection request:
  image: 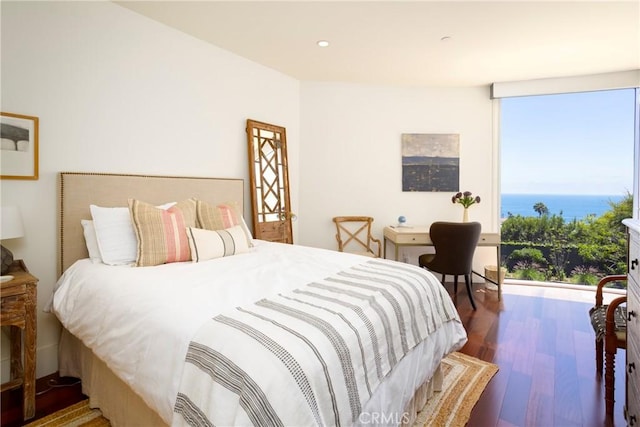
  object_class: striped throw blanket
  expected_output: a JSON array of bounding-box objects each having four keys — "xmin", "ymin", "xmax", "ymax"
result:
[{"xmin": 172, "ymin": 260, "xmax": 460, "ymax": 427}]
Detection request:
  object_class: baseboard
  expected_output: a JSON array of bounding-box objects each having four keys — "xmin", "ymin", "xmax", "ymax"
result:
[{"xmin": 0, "ymin": 342, "xmax": 59, "ymax": 383}]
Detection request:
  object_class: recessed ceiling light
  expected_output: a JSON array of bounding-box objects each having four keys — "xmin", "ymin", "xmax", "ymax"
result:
[{"xmin": 317, "ymin": 40, "xmax": 330, "ymax": 48}]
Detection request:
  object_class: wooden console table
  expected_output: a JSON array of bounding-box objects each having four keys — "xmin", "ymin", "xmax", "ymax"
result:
[
  {"xmin": 1, "ymin": 260, "xmax": 38, "ymax": 420},
  {"xmin": 383, "ymin": 226, "xmax": 502, "ymax": 298}
]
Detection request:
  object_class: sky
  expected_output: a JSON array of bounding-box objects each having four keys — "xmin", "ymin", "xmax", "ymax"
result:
[{"xmin": 500, "ymin": 88, "xmax": 636, "ymax": 195}]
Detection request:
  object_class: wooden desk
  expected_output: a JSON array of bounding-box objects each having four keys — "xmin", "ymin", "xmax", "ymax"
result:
[
  {"xmin": 383, "ymin": 226, "xmax": 502, "ymax": 298},
  {"xmin": 0, "ymin": 260, "xmax": 38, "ymax": 420}
]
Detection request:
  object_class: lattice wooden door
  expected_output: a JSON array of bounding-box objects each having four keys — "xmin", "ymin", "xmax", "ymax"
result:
[{"xmin": 246, "ymin": 119, "xmax": 293, "ymax": 243}]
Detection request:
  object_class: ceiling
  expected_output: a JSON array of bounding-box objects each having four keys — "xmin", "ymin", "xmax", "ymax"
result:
[{"xmin": 115, "ymin": 1, "xmax": 640, "ymax": 87}]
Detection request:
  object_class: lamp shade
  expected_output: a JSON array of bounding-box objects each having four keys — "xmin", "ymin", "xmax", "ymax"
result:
[{"xmin": 1, "ymin": 206, "xmax": 24, "ymax": 240}]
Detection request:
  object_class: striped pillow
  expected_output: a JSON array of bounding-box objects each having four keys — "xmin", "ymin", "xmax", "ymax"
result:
[
  {"xmin": 195, "ymin": 200, "xmax": 253, "ymax": 247},
  {"xmin": 129, "ymin": 199, "xmax": 197, "ymax": 267},
  {"xmin": 187, "ymin": 225, "xmax": 250, "ymax": 262}
]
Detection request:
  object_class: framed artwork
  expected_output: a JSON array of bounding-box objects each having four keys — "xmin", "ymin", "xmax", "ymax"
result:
[
  {"xmin": 401, "ymin": 133, "xmax": 459, "ymax": 192},
  {"xmin": 1, "ymin": 112, "xmax": 39, "ymax": 180}
]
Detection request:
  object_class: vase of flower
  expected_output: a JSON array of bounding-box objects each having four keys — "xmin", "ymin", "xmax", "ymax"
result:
[{"xmin": 452, "ymin": 191, "xmax": 481, "ymax": 222}]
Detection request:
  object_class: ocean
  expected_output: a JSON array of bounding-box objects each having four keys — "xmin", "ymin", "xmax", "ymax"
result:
[{"xmin": 501, "ymin": 194, "xmax": 625, "ymax": 221}]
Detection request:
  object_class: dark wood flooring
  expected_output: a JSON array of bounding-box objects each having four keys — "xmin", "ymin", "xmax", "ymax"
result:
[
  {"xmin": 1, "ymin": 374, "xmax": 84, "ymax": 427},
  {"xmin": 453, "ymin": 283, "xmax": 627, "ymax": 427},
  {"xmin": 1, "ymin": 282, "xmax": 628, "ymax": 426}
]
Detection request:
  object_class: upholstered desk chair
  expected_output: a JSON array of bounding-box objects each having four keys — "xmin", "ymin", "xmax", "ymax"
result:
[
  {"xmin": 418, "ymin": 221, "xmax": 482, "ymax": 310},
  {"xmin": 333, "ymin": 216, "xmax": 381, "ymax": 257},
  {"xmin": 588, "ymin": 274, "xmax": 627, "ymax": 419}
]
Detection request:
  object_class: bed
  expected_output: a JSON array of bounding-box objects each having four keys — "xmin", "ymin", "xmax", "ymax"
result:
[{"xmin": 49, "ymin": 172, "xmax": 467, "ymax": 427}]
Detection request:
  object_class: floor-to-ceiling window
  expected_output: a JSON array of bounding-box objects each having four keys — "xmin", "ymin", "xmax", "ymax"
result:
[{"xmin": 499, "ymin": 88, "xmax": 636, "ymax": 286}]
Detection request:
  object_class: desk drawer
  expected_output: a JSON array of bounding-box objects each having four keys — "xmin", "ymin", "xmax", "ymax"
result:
[
  {"xmin": 1, "ymin": 295, "xmax": 26, "ymax": 327},
  {"xmin": 393, "ymin": 234, "xmax": 431, "ymax": 245}
]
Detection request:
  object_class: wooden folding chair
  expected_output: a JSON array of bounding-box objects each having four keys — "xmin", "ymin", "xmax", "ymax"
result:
[{"xmin": 332, "ymin": 216, "xmax": 381, "ymax": 258}]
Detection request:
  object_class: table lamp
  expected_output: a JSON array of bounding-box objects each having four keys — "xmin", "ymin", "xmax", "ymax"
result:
[{"xmin": 1, "ymin": 206, "xmax": 24, "ymax": 281}]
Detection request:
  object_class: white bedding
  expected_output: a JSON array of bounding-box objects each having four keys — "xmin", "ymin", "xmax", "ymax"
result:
[{"xmin": 52, "ymin": 241, "xmax": 466, "ymax": 425}]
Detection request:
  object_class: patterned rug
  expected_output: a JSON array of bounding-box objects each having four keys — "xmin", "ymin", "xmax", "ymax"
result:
[
  {"xmin": 25, "ymin": 352, "xmax": 497, "ymax": 427},
  {"xmin": 415, "ymin": 352, "xmax": 499, "ymax": 427},
  {"xmin": 24, "ymin": 400, "xmax": 109, "ymax": 427}
]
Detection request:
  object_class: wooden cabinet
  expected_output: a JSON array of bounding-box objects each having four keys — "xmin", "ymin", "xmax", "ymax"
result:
[
  {"xmin": 0, "ymin": 260, "xmax": 38, "ymax": 420},
  {"xmin": 624, "ymin": 219, "xmax": 640, "ymax": 426}
]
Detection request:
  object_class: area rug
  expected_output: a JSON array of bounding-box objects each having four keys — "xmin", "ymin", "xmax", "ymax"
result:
[
  {"xmin": 414, "ymin": 351, "xmax": 499, "ymax": 427},
  {"xmin": 24, "ymin": 399, "xmax": 109, "ymax": 427},
  {"xmin": 25, "ymin": 352, "xmax": 497, "ymax": 427}
]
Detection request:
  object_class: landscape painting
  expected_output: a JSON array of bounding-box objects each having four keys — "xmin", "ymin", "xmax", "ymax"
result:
[{"xmin": 401, "ymin": 133, "xmax": 459, "ymax": 192}]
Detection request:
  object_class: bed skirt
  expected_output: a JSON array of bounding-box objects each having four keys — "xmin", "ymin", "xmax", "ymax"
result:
[
  {"xmin": 59, "ymin": 329, "xmax": 445, "ymax": 427},
  {"xmin": 401, "ymin": 368, "xmax": 442, "ymax": 427},
  {"xmin": 59, "ymin": 329, "xmax": 167, "ymax": 426}
]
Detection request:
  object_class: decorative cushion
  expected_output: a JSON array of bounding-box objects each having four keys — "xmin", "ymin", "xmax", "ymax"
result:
[
  {"xmin": 80, "ymin": 220, "xmax": 103, "ymax": 263},
  {"xmin": 187, "ymin": 225, "xmax": 250, "ymax": 262},
  {"xmin": 90, "ymin": 205, "xmax": 139, "ymax": 265},
  {"xmin": 90, "ymin": 202, "xmax": 175, "ymax": 266},
  {"xmin": 195, "ymin": 200, "xmax": 253, "ymax": 247},
  {"xmin": 129, "ymin": 199, "xmax": 197, "ymax": 267},
  {"xmin": 589, "ymin": 304, "xmax": 627, "ymax": 341}
]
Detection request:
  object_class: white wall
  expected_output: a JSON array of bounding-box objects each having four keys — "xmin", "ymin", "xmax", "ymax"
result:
[
  {"xmin": 298, "ymin": 82, "xmax": 499, "ymax": 267},
  {"xmin": 0, "ymin": 1, "xmax": 300, "ymax": 379}
]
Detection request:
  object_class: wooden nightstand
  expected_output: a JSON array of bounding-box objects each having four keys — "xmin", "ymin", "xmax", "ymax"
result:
[{"xmin": 1, "ymin": 259, "xmax": 38, "ymax": 420}]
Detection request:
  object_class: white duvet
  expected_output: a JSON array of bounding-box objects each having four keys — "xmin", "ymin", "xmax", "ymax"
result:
[{"xmin": 52, "ymin": 241, "xmax": 466, "ymax": 425}]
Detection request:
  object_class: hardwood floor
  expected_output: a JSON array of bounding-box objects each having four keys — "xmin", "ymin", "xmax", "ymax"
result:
[
  {"xmin": 454, "ymin": 282, "xmax": 627, "ymax": 427},
  {"xmin": 1, "ymin": 282, "xmax": 627, "ymax": 426},
  {"xmin": 1, "ymin": 374, "xmax": 84, "ymax": 427}
]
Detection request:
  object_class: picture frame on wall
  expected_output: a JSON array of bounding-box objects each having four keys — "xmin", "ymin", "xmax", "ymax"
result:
[
  {"xmin": 401, "ymin": 133, "xmax": 459, "ymax": 192},
  {"xmin": 1, "ymin": 112, "xmax": 39, "ymax": 180}
]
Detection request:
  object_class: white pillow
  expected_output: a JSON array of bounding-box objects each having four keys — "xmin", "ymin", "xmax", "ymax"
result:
[
  {"xmin": 187, "ymin": 225, "xmax": 250, "ymax": 262},
  {"xmin": 80, "ymin": 220, "xmax": 103, "ymax": 263},
  {"xmin": 90, "ymin": 202, "xmax": 175, "ymax": 266},
  {"xmin": 240, "ymin": 216, "xmax": 255, "ymax": 247}
]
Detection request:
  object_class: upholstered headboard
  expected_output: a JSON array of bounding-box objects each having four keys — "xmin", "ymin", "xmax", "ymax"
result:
[{"xmin": 58, "ymin": 172, "xmax": 244, "ymax": 275}]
